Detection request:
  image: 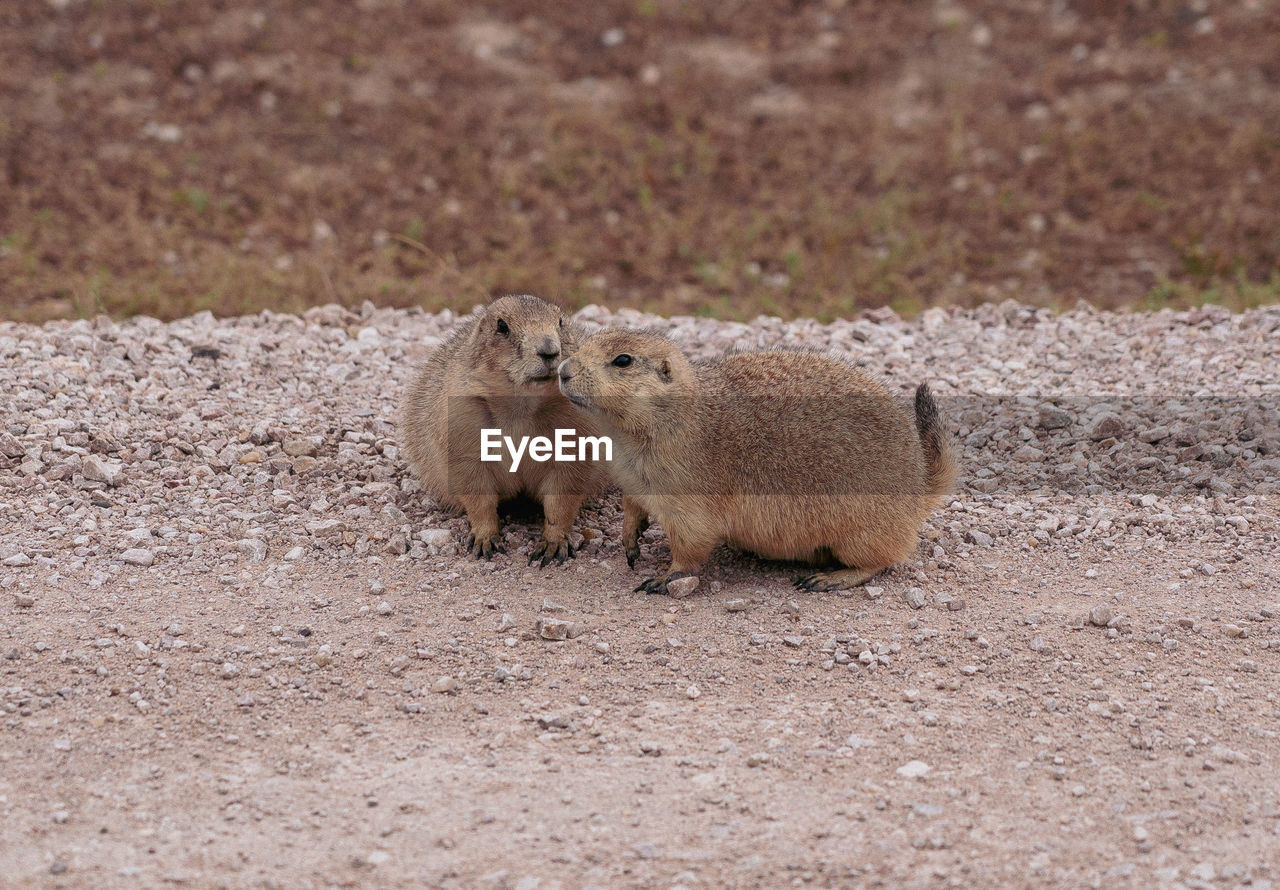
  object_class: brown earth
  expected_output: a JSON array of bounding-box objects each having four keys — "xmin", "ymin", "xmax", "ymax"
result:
[
  {"xmin": 2, "ymin": 0, "xmax": 1280, "ymax": 324},
  {"xmin": 5, "ymin": 545, "xmax": 1279, "ymax": 890}
]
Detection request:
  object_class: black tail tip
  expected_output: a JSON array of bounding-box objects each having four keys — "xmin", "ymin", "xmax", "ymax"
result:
[{"xmin": 915, "ymin": 383, "xmax": 937, "ymax": 416}]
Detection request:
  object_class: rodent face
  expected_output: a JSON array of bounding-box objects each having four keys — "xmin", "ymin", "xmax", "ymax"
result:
[
  {"xmin": 557, "ymin": 330, "xmax": 690, "ymax": 433},
  {"xmin": 468, "ymin": 294, "xmax": 569, "ymax": 395}
]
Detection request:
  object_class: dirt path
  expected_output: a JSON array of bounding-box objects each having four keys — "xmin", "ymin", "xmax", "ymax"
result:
[{"xmin": 2, "ymin": 302, "xmax": 1279, "ymax": 888}]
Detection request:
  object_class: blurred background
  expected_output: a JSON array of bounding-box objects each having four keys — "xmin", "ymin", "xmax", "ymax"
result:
[{"xmin": 1, "ymin": 0, "xmax": 1277, "ymax": 324}]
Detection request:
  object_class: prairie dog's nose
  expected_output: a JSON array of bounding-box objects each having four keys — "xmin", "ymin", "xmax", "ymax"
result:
[
  {"xmin": 558, "ymin": 357, "xmax": 577, "ymax": 381},
  {"xmin": 536, "ymin": 338, "xmax": 560, "ymax": 361}
]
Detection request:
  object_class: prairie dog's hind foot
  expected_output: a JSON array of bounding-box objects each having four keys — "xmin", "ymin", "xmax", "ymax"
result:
[
  {"xmin": 634, "ymin": 571, "xmax": 692, "ymax": 596},
  {"xmin": 794, "ymin": 567, "xmax": 879, "ymax": 592}
]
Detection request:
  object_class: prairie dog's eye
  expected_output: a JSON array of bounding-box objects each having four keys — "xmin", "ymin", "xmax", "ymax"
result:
[
  {"xmin": 611, "ymin": 354, "xmax": 632, "ymax": 368},
  {"xmin": 558, "ymin": 316, "xmax": 565, "ymax": 327},
  {"xmin": 496, "ymin": 319, "xmax": 509, "ymax": 335}
]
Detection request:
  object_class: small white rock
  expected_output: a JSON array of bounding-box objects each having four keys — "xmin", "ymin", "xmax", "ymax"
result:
[
  {"xmin": 665, "ymin": 575, "xmax": 699, "ymax": 598},
  {"xmin": 236, "ymin": 538, "xmax": 268, "ymax": 562},
  {"xmin": 121, "ymin": 548, "xmax": 155, "ymax": 567},
  {"xmin": 83, "ymin": 455, "xmax": 123, "ymax": 487},
  {"xmin": 896, "ymin": 760, "xmax": 932, "ymax": 779}
]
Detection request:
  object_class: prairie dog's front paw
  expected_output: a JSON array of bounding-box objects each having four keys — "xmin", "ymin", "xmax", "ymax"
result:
[
  {"xmin": 530, "ymin": 535, "xmax": 575, "ymax": 567},
  {"xmin": 466, "ymin": 529, "xmax": 502, "ymax": 559}
]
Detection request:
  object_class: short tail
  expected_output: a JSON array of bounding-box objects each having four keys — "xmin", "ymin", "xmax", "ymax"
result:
[{"xmin": 914, "ymin": 383, "xmax": 958, "ymax": 497}]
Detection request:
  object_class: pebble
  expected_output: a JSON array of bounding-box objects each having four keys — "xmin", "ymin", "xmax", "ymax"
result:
[
  {"xmin": 4, "ymin": 553, "xmax": 32, "ymax": 567},
  {"xmin": 1088, "ymin": 413, "xmax": 1125, "ymax": 441},
  {"xmin": 1189, "ymin": 863, "xmax": 1215, "ymax": 882},
  {"xmin": 82, "ymin": 455, "xmax": 123, "ymax": 486},
  {"xmin": 725, "ymin": 599, "xmax": 749, "ymax": 612},
  {"xmin": 282, "ymin": 437, "xmax": 319, "ymax": 457},
  {"xmin": 431, "ymin": 676, "xmax": 459, "ymax": 694},
  {"xmin": 236, "ymin": 538, "xmax": 268, "ymax": 562},
  {"xmin": 665, "ymin": 575, "xmax": 699, "ymax": 598},
  {"xmin": 903, "ymin": 588, "xmax": 927, "ymax": 609},
  {"xmin": 896, "ymin": 760, "xmax": 932, "ymax": 778},
  {"xmin": 418, "ymin": 529, "xmax": 453, "ymax": 548},
  {"xmin": 14, "ymin": 593, "xmax": 36, "ymax": 608},
  {"xmin": 121, "ymin": 548, "xmax": 155, "ymax": 566},
  {"xmin": 1037, "ymin": 405, "xmax": 1073, "ymax": 430},
  {"xmin": 1088, "ymin": 604, "xmax": 1113, "ymax": 627},
  {"xmin": 538, "ymin": 617, "xmax": 571, "ymax": 641}
]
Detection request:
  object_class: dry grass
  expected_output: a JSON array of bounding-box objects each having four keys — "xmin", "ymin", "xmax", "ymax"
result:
[{"xmin": 2, "ymin": 1, "xmax": 1278, "ymax": 324}]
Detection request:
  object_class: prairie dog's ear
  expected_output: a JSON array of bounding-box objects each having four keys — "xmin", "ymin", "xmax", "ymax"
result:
[{"xmin": 659, "ymin": 359, "xmax": 672, "ymax": 382}]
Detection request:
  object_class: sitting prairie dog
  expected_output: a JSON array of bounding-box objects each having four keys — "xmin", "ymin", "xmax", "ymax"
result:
[
  {"xmin": 400, "ymin": 294, "xmax": 605, "ymax": 563},
  {"xmin": 557, "ymin": 330, "xmax": 957, "ymax": 594}
]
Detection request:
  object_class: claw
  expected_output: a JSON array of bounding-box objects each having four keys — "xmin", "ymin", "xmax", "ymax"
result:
[
  {"xmin": 530, "ymin": 537, "xmax": 576, "ymax": 567},
  {"xmin": 467, "ymin": 532, "xmax": 501, "ymax": 560},
  {"xmin": 625, "ymin": 546, "xmax": 639, "ymax": 569},
  {"xmin": 794, "ymin": 574, "xmax": 837, "ymax": 592},
  {"xmin": 635, "ymin": 576, "xmax": 669, "ymax": 595}
]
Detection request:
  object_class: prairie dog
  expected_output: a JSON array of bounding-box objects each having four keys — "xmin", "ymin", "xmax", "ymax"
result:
[
  {"xmin": 557, "ymin": 330, "xmax": 957, "ymax": 594},
  {"xmin": 400, "ymin": 294, "xmax": 604, "ymax": 563}
]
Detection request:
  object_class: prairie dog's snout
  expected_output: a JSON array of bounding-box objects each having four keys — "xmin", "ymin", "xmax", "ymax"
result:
[{"xmin": 534, "ymin": 337, "xmax": 560, "ymax": 375}]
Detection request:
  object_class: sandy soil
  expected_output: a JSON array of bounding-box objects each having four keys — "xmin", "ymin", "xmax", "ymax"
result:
[{"xmin": 2, "ymin": 301, "xmax": 1279, "ymax": 889}]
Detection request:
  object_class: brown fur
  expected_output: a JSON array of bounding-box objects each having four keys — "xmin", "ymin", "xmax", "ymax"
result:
[
  {"xmin": 399, "ymin": 294, "xmax": 605, "ymax": 563},
  {"xmin": 558, "ymin": 330, "xmax": 958, "ymax": 594}
]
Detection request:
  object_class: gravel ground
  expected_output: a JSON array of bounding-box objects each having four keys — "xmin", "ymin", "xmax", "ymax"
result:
[{"xmin": 2, "ymin": 300, "xmax": 1279, "ymax": 889}]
